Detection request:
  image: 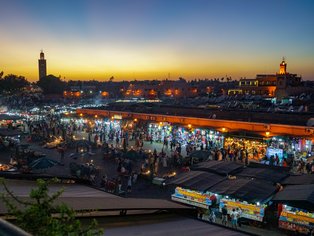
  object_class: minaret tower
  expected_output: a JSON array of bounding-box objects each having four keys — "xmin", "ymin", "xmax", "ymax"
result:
[
  {"xmin": 279, "ymin": 57, "xmax": 287, "ymax": 74},
  {"xmin": 38, "ymin": 50, "xmax": 47, "ymax": 80}
]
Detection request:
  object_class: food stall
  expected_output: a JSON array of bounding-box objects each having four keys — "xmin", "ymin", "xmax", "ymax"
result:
[
  {"xmin": 278, "ymin": 205, "xmax": 314, "ymax": 234},
  {"xmin": 171, "ymin": 187, "xmax": 216, "ymax": 209},
  {"xmin": 147, "ymin": 122, "xmax": 224, "ymax": 148},
  {"xmin": 219, "ymin": 198, "xmax": 266, "ymax": 222},
  {"xmin": 272, "ymin": 183, "xmax": 314, "ymax": 234},
  {"xmin": 267, "ymin": 136, "xmax": 313, "ymax": 161},
  {"xmin": 224, "ymin": 137, "xmax": 267, "ymax": 160}
]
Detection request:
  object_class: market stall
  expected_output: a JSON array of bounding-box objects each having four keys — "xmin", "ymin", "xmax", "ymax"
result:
[
  {"xmin": 0, "ymin": 113, "xmax": 24, "ymax": 129},
  {"xmin": 147, "ymin": 122, "xmax": 224, "ymax": 149},
  {"xmin": 278, "ymin": 205, "xmax": 314, "ymax": 234},
  {"xmin": 206, "ymin": 178, "xmax": 277, "ymax": 223},
  {"xmin": 224, "ymin": 137, "xmax": 267, "ymax": 161},
  {"xmin": 272, "ymin": 184, "xmax": 314, "ymax": 235},
  {"xmin": 266, "ymin": 136, "xmax": 313, "ymax": 163},
  {"xmin": 219, "ymin": 198, "xmax": 266, "ymax": 222},
  {"xmin": 171, "ymin": 187, "xmax": 217, "ymax": 209}
]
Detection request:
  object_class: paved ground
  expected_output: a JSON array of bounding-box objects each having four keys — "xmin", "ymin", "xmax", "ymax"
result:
[{"xmin": 1, "ymin": 132, "xmax": 184, "ymax": 198}]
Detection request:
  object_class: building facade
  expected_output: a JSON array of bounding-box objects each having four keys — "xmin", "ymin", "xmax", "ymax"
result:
[{"xmin": 228, "ymin": 59, "xmax": 301, "ymax": 98}]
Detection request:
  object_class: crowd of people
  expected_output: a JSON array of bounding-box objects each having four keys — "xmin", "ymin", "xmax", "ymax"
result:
[{"xmin": 1, "ymin": 114, "xmax": 313, "ymax": 194}]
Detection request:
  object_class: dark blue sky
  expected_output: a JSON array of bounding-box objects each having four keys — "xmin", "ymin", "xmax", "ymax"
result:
[{"xmin": 1, "ymin": 0, "xmax": 313, "ymax": 81}]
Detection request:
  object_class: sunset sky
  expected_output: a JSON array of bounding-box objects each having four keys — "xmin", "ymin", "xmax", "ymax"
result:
[{"xmin": 1, "ymin": 0, "xmax": 313, "ymax": 81}]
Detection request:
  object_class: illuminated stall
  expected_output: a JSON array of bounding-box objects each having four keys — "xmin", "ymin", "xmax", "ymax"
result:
[
  {"xmin": 267, "ymin": 137, "xmax": 313, "ymax": 162},
  {"xmin": 220, "ymin": 198, "xmax": 266, "ymax": 222},
  {"xmin": 223, "ymin": 137, "xmax": 267, "ymax": 161},
  {"xmin": 0, "ymin": 113, "xmax": 25, "ymax": 129},
  {"xmin": 171, "ymin": 187, "xmax": 215, "ymax": 209},
  {"xmin": 147, "ymin": 122, "xmax": 224, "ymax": 148},
  {"xmin": 208, "ymin": 178, "xmax": 277, "ymax": 223},
  {"xmin": 278, "ymin": 205, "xmax": 314, "ymax": 234},
  {"xmin": 272, "ymin": 184, "xmax": 314, "ymax": 235},
  {"xmin": 168, "ymin": 170, "xmax": 226, "ymax": 210}
]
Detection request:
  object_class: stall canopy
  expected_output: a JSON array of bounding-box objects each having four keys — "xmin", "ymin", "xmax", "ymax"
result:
[
  {"xmin": 272, "ymin": 184, "xmax": 314, "ymax": 209},
  {"xmin": 248, "ymin": 162, "xmax": 290, "ymax": 172},
  {"xmin": 0, "ymin": 114, "xmax": 22, "ymax": 121},
  {"xmin": 166, "ymin": 171, "xmax": 225, "ymax": 192},
  {"xmin": 188, "ymin": 150, "xmax": 211, "ymax": 161},
  {"xmin": 281, "ymin": 175, "xmax": 314, "ymax": 185},
  {"xmin": 191, "ymin": 160, "xmax": 243, "ymax": 176},
  {"xmin": 0, "ymin": 129, "xmax": 22, "ymax": 137},
  {"xmin": 208, "ymin": 178, "xmax": 277, "ymax": 203},
  {"xmin": 236, "ymin": 167, "xmax": 289, "ymax": 183}
]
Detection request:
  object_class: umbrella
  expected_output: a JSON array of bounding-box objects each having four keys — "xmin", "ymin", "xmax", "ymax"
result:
[
  {"xmin": 189, "ymin": 150, "xmax": 211, "ymax": 161},
  {"xmin": 29, "ymin": 157, "xmax": 60, "ymax": 170}
]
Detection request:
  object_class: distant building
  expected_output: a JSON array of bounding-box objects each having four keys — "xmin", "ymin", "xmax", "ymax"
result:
[
  {"xmin": 228, "ymin": 58, "xmax": 301, "ymax": 98},
  {"xmin": 38, "ymin": 50, "xmax": 47, "ymax": 80},
  {"xmin": 63, "ymin": 85, "xmax": 107, "ymax": 99},
  {"xmin": 275, "ymin": 58, "xmax": 302, "ymax": 99}
]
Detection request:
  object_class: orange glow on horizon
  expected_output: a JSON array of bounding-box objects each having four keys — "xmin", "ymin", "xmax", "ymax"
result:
[{"xmin": 1, "ymin": 41, "xmax": 313, "ymax": 81}]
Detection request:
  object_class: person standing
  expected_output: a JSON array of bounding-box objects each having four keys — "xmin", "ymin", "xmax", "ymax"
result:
[
  {"xmin": 230, "ymin": 208, "xmax": 238, "ymax": 229},
  {"xmin": 132, "ymin": 172, "xmax": 138, "ymax": 184},
  {"xmin": 127, "ymin": 176, "xmax": 132, "ymax": 193},
  {"xmin": 58, "ymin": 146, "xmax": 65, "ymax": 165},
  {"xmin": 162, "ymin": 155, "xmax": 167, "ymax": 168},
  {"xmin": 209, "ymin": 209, "xmax": 216, "ymax": 223},
  {"xmin": 236, "ymin": 207, "xmax": 242, "ymax": 227},
  {"xmin": 221, "ymin": 205, "xmax": 228, "ymax": 226}
]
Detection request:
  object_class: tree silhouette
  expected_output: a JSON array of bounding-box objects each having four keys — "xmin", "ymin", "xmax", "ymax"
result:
[
  {"xmin": 37, "ymin": 74, "xmax": 66, "ymax": 94},
  {"xmin": 0, "ymin": 178, "xmax": 103, "ymax": 236},
  {"xmin": 0, "ymin": 74, "xmax": 30, "ymax": 92}
]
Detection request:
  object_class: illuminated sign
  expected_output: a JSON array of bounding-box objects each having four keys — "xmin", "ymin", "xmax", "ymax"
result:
[
  {"xmin": 113, "ymin": 115, "xmax": 122, "ymax": 120},
  {"xmin": 220, "ymin": 198, "xmax": 265, "ymax": 222},
  {"xmin": 171, "ymin": 187, "xmax": 212, "ymax": 209},
  {"xmin": 266, "ymin": 147, "xmax": 283, "ymax": 159}
]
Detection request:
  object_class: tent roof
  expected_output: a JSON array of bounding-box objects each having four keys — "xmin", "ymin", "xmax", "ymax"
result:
[
  {"xmin": 272, "ymin": 184, "xmax": 314, "ymax": 210},
  {"xmin": 166, "ymin": 171, "xmax": 205, "ymax": 185},
  {"xmin": 208, "ymin": 178, "xmax": 276, "ymax": 203},
  {"xmin": 0, "ymin": 129, "xmax": 22, "ymax": 137},
  {"xmin": 191, "ymin": 160, "xmax": 243, "ymax": 176},
  {"xmin": 0, "ymin": 114, "xmax": 23, "ymax": 121},
  {"xmin": 0, "ymin": 180, "xmax": 190, "ymax": 214},
  {"xmin": 281, "ymin": 175, "xmax": 314, "ymax": 185},
  {"xmin": 166, "ymin": 171, "xmax": 225, "ymax": 192},
  {"xmin": 236, "ymin": 167, "xmax": 289, "ymax": 183}
]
